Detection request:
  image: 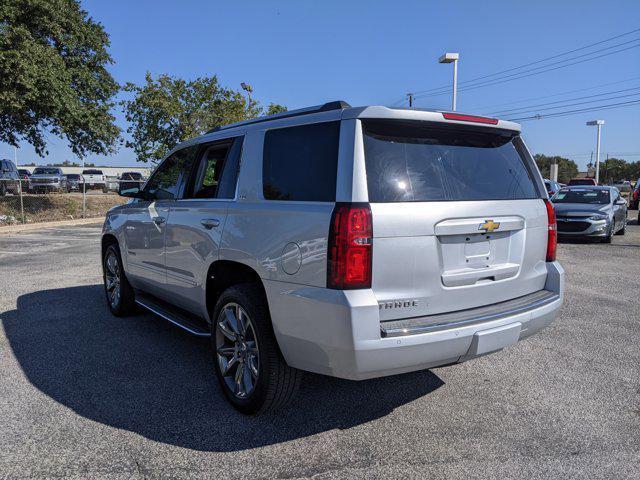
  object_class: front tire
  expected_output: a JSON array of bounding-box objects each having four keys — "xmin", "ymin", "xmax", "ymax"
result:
[
  {"xmin": 103, "ymin": 243, "xmax": 136, "ymax": 316},
  {"xmin": 211, "ymin": 284, "xmax": 301, "ymax": 414}
]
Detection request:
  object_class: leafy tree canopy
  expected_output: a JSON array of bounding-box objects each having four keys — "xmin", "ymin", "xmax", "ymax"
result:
[
  {"xmin": 0, "ymin": 0, "xmax": 120, "ymax": 157},
  {"xmin": 599, "ymin": 157, "xmax": 640, "ymax": 184},
  {"xmin": 534, "ymin": 154, "xmax": 579, "ymax": 184},
  {"xmin": 122, "ymin": 73, "xmax": 287, "ymax": 163}
]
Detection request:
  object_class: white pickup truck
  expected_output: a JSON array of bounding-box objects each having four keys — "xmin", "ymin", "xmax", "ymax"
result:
[{"xmin": 81, "ymin": 169, "xmax": 107, "ymax": 191}]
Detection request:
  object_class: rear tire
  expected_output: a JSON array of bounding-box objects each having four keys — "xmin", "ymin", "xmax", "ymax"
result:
[
  {"xmin": 103, "ymin": 243, "xmax": 136, "ymax": 316},
  {"xmin": 211, "ymin": 284, "xmax": 302, "ymax": 414}
]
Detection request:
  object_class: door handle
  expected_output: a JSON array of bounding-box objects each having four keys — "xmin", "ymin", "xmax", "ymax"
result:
[
  {"xmin": 152, "ymin": 216, "xmax": 166, "ymax": 225},
  {"xmin": 200, "ymin": 218, "xmax": 220, "ymax": 229}
]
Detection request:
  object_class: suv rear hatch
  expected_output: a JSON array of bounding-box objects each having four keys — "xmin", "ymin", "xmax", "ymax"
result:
[{"xmin": 360, "ymin": 118, "xmax": 549, "ymax": 324}]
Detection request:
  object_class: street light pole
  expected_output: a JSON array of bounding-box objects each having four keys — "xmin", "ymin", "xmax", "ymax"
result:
[
  {"xmin": 587, "ymin": 120, "xmax": 604, "ymax": 184},
  {"xmin": 240, "ymin": 82, "xmax": 253, "ymax": 110},
  {"xmin": 439, "ymin": 52, "xmax": 459, "ymax": 111}
]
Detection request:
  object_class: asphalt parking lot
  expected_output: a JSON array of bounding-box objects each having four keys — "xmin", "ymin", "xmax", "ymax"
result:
[{"xmin": 1, "ymin": 220, "xmax": 639, "ymax": 479}]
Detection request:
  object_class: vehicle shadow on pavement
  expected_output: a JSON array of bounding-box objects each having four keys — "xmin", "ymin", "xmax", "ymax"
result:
[{"xmin": 2, "ymin": 284, "xmax": 444, "ymax": 452}]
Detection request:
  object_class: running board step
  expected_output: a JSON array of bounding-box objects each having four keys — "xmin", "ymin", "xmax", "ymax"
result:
[{"xmin": 135, "ymin": 293, "xmax": 211, "ymax": 337}]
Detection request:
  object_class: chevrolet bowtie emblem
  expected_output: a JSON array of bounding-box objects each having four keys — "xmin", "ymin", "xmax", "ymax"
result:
[{"xmin": 479, "ymin": 219, "xmax": 500, "ymax": 233}]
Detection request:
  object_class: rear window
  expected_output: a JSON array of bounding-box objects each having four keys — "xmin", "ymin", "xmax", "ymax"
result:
[
  {"xmin": 362, "ymin": 120, "xmax": 539, "ymax": 202},
  {"xmin": 263, "ymin": 122, "xmax": 340, "ymax": 201},
  {"xmin": 82, "ymin": 169, "xmax": 103, "ymax": 174},
  {"xmin": 121, "ymin": 172, "xmax": 142, "ymax": 180},
  {"xmin": 568, "ymin": 179, "xmax": 595, "ymax": 186}
]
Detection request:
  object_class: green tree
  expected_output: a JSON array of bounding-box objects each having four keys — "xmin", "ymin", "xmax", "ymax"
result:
[
  {"xmin": 266, "ymin": 103, "xmax": 288, "ymax": 115},
  {"xmin": 533, "ymin": 154, "xmax": 579, "ymax": 184},
  {"xmin": 0, "ymin": 0, "xmax": 120, "ymax": 157},
  {"xmin": 122, "ymin": 73, "xmax": 287, "ymax": 163},
  {"xmin": 599, "ymin": 157, "xmax": 629, "ymax": 184}
]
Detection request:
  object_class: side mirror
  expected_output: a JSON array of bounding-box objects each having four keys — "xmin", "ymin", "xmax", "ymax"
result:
[
  {"xmin": 615, "ymin": 198, "xmax": 627, "ymax": 205},
  {"xmin": 119, "ymin": 183, "xmax": 143, "ymax": 198}
]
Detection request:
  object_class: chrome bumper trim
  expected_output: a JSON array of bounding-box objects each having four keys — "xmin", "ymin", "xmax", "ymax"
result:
[{"xmin": 380, "ymin": 290, "xmax": 560, "ymax": 338}]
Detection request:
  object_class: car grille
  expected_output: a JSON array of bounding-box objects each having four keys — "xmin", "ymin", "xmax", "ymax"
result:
[{"xmin": 557, "ymin": 219, "xmax": 591, "ymax": 232}]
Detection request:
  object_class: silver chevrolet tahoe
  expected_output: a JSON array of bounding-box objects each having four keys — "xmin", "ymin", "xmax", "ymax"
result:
[{"xmin": 102, "ymin": 101, "xmax": 564, "ymax": 414}]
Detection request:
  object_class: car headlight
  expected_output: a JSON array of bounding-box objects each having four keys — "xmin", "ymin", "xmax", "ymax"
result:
[{"xmin": 589, "ymin": 214, "xmax": 608, "ymax": 221}]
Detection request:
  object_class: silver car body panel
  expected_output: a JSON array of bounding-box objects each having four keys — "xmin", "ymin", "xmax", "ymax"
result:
[{"xmin": 103, "ymin": 105, "xmax": 563, "ymax": 379}]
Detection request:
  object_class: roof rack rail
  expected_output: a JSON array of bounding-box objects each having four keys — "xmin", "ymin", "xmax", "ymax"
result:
[{"xmin": 206, "ymin": 100, "xmax": 350, "ymax": 133}]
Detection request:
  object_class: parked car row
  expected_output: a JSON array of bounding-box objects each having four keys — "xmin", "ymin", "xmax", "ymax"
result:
[{"xmin": 1, "ymin": 160, "xmax": 147, "ymax": 195}]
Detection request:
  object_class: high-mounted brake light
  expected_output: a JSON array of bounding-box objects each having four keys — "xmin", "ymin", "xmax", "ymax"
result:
[
  {"xmin": 327, "ymin": 203, "xmax": 373, "ymax": 289},
  {"xmin": 442, "ymin": 112, "xmax": 499, "ymax": 125},
  {"xmin": 544, "ymin": 199, "xmax": 557, "ymax": 262}
]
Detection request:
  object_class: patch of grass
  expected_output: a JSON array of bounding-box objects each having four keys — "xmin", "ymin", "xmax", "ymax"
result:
[{"xmin": 0, "ymin": 193, "xmax": 127, "ymax": 226}]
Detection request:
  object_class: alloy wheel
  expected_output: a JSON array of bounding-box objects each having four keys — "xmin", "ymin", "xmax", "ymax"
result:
[
  {"xmin": 216, "ymin": 303, "xmax": 259, "ymax": 399},
  {"xmin": 104, "ymin": 251, "xmax": 121, "ymax": 309}
]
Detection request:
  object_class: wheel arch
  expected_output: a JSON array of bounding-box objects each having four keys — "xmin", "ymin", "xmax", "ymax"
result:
[
  {"xmin": 101, "ymin": 234, "xmax": 119, "ymax": 272},
  {"xmin": 101, "ymin": 233, "xmax": 118, "ymax": 256},
  {"xmin": 205, "ymin": 260, "xmax": 269, "ymax": 324}
]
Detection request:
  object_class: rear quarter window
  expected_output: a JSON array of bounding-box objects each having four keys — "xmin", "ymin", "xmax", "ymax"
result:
[
  {"xmin": 362, "ymin": 120, "xmax": 540, "ymax": 202},
  {"xmin": 263, "ymin": 121, "xmax": 340, "ymax": 201}
]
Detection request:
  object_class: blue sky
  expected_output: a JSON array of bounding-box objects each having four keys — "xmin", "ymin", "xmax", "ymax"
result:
[{"xmin": 3, "ymin": 0, "xmax": 639, "ymax": 170}]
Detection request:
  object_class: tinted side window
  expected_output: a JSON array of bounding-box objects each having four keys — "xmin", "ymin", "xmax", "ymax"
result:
[
  {"xmin": 263, "ymin": 121, "xmax": 340, "ymax": 201},
  {"xmin": 145, "ymin": 146, "xmax": 198, "ymax": 200},
  {"xmin": 191, "ymin": 144, "xmax": 231, "ymax": 199}
]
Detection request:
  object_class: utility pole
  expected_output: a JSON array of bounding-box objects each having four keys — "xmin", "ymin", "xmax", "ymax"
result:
[
  {"xmin": 407, "ymin": 93, "xmax": 414, "ymax": 108},
  {"xmin": 587, "ymin": 120, "xmax": 604, "ymax": 185}
]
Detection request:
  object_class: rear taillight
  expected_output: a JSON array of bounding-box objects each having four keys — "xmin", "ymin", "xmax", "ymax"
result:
[
  {"xmin": 544, "ymin": 199, "xmax": 557, "ymax": 262},
  {"xmin": 327, "ymin": 203, "xmax": 372, "ymax": 289},
  {"xmin": 442, "ymin": 112, "xmax": 499, "ymax": 125}
]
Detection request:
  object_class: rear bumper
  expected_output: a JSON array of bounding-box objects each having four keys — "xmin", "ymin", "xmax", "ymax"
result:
[{"xmin": 265, "ymin": 261, "xmax": 564, "ymax": 380}]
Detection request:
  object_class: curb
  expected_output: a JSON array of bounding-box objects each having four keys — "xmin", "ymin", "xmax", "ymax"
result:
[{"xmin": 0, "ymin": 217, "xmax": 103, "ymax": 234}]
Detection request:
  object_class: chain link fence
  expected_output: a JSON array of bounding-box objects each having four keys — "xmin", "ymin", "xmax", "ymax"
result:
[{"xmin": 0, "ymin": 177, "xmax": 129, "ymax": 228}]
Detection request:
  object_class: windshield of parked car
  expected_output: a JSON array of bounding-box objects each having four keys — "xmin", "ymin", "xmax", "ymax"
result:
[
  {"xmin": 552, "ymin": 189, "xmax": 610, "ymax": 204},
  {"xmin": 362, "ymin": 120, "xmax": 539, "ymax": 202},
  {"xmin": 66, "ymin": 174, "xmax": 80, "ymax": 180},
  {"xmin": 33, "ymin": 168, "xmax": 60, "ymax": 175}
]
